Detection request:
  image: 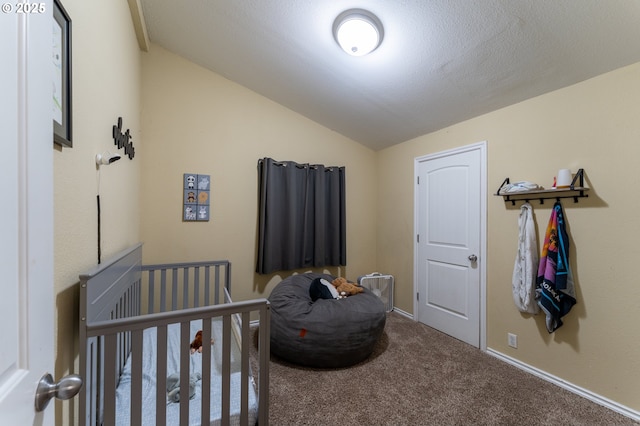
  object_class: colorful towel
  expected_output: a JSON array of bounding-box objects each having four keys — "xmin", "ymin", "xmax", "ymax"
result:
[{"xmin": 536, "ymin": 201, "xmax": 576, "ymax": 332}]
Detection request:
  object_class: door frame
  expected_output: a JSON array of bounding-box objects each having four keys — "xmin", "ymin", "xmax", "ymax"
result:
[{"xmin": 413, "ymin": 141, "xmax": 487, "ymax": 351}]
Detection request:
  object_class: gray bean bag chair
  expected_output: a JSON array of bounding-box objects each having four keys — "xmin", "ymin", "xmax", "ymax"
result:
[{"xmin": 268, "ymin": 273, "xmax": 386, "ymax": 368}]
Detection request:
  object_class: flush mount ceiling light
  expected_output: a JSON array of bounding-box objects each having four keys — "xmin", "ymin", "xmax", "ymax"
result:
[{"xmin": 333, "ymin": 9, "xmax": 384, "ymax": 56}]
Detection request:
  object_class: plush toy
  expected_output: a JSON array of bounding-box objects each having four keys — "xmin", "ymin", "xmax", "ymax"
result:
[
  {"xmin": 331, "ymin": 277, "xmax": 363, "ymax": 298},
  {"xmin": 309, "ymin": 277, "xmax": 340, "ymax": 301},
  {"xmin": 167, "ymin": 371, "xmax": 201, "ymax": 402},
  {"xmin": 190, "ymin": 330, "xmax": 214, "ymax": 354}
]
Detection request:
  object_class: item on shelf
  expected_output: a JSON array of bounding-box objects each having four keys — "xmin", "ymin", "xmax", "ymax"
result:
[
  {"xmin": 556, "ymin": 169, "xmax": 572, "ymax": 189},
  {"xmin": 498, "ymin": 181, "xmax": 543, "ymax": 194}
]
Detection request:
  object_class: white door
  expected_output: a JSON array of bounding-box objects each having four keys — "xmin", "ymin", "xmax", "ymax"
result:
[
  {"xmin": 0, "ymin": 2, "xmax": 56, "ymax": 423},
  {"xmin": 415, "ymin": 142, "xmax": 486, "ymax": 348}
]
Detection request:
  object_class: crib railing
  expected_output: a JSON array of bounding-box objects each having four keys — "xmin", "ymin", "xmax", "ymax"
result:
[
  {"xmin": 85, "ymin": 300, "xmax": 270, "ymax": 426},
  {"xmin": 141, "ymin": 260, "xmax": 232, "ymax": 314},
  {"xmin": 79, "ymin": 244, "xmax": 270, "ymax": 426}
]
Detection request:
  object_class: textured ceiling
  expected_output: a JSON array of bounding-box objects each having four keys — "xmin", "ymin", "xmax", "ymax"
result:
[{"xmin": 139, "ymin": 1, "xmax": 640, "ymax": 151}]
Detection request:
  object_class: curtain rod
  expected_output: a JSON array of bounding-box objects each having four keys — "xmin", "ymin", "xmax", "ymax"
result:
[{"xmin": 257, "ymin": 158, "xmax": 342, "ymax": 171}]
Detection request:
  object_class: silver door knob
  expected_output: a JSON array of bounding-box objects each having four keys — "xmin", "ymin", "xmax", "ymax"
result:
[
  {"xmin": 34, "ymin": 373, "xmax": 83, "ymax": 412},
  {"xmin": 468, "ymin": 254, "xmax": 478, "ymax": 262}
]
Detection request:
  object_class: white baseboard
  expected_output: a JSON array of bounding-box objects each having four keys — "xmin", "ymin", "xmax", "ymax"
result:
[
  {"xmin": 391, "ymin": 307, "xmax": 413, "ymax": 319},
  {"xmin": 487, "ymin": 348, "xmax": 640, "ymax": 423}
]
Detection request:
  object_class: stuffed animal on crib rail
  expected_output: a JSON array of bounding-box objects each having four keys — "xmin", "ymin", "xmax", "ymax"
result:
[
  {"xmin": 331, "ymin": 277, "xmax": 364, "ymax": 298},
  {"xmin": 190, "ymin": 330, "xmax": 214, "ymax": 354}
]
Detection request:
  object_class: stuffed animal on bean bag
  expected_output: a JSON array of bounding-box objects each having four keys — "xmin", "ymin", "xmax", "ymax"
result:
[
  {"xmin": 331, "ymin": 277, "xmax": 364, "ymax": 297},
  {"xmin": 190, "ymin": 330, "xmax": 214, "ymax": 354},
  {"xmin": 309, "ymin": 277, "xmax": 340, "ymax": 301},
  {"xmin": 308, "ymin": 277, "xmax": 364, "ymax": 301}
]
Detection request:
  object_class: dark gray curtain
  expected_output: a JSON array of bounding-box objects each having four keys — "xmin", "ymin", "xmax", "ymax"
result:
[{"xmin": 256, "ymin": 158, "xmax": 346, "ymax": 274}]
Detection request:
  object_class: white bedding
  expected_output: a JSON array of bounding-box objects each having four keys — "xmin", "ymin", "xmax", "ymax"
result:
[{"xmin": 115, "ymin": 318, "xmax": 258, "ymax": 425}]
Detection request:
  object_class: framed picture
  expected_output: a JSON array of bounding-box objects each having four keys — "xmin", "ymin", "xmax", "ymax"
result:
[
  {"xmin": 53, "ymin": 0, "xmax": 72, "ymax": 147},
  {"xmin": 183, "ymin": 173, "xmax": 211, "ymax": 221}
]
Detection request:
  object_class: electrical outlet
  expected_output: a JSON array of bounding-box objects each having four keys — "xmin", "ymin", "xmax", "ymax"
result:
[{"xmin": 508, "ymin": 333, "xmax": 518, "ymax": 348}]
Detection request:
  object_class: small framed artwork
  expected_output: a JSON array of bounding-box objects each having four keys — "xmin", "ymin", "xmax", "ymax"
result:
[
  {"xmin": 183, "ymin": 173, "xmax": 210, "ymax": 221},
  {"xmin": 53, "ymin": 0, "xmax": 72, "ymax": 147}
]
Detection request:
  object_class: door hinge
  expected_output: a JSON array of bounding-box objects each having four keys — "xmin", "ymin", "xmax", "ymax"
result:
[
  {"xmin": 417, "ymin": 176, "xmax": 420, "ymax": 184},
  {"xmin": 417, "ymin": 234, "xmax": 419, "ymax": 243},
  {"xmin": 416, "ymin": 292, "xmax": 419, "ymax": 301}
]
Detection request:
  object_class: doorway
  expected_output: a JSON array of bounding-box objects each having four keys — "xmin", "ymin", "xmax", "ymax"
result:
[{"xmin": 414, "ymin": 142, "xmax": 487, "ymax": 349}]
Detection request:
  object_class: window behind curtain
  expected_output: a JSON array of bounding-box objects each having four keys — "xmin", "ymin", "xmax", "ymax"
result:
[{"xmin": 256, "ymin": 158, "xmax": 346, "ymax": 274}]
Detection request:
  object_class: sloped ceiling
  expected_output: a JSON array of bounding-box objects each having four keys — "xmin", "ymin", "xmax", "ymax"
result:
[{"xmin": 138, "ymin": 1, "xmax": 640, "ymax": 150}]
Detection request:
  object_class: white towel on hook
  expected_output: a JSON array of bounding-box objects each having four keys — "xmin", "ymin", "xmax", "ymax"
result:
[{"xmin": 512, "ymin": 202, "xmax": 540, "ymax": 314}]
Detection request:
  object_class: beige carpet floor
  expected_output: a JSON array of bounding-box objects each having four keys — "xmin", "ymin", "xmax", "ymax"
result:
[{"xmin": 251, "ymin": 312, "xmax": 638, "ymax": 425}]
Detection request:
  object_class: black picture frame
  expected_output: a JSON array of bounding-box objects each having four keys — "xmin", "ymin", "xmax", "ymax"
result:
[{"xmin": 53, "ymin": 0, "xmax": 72, "ymax": 147}]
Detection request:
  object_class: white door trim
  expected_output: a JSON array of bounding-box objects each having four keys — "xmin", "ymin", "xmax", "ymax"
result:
[{"xmin": 413, "ymin": 141, "xmax": 487, "ymax": 351}]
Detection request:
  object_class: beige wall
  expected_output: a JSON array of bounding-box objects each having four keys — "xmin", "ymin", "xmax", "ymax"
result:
[
  {"xmin": 53, "ymin": 0, "xmax": 142, "ymax": 424},
  {"xmin": 139, "ymin": 44, "xmax": 378, "ymax": 303},
  {"xmin": 50, "ymin": 1, "xmax": 639, "ymax": 419},
  {"xmin": 377, "ymin": 62, "xmax": 640, "ymax": 410}
]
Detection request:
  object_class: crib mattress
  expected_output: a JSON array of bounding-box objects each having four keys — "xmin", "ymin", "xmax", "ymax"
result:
[{"xmin": 115, "ymin": 318, "xmax": 258, "ymax": 425}]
